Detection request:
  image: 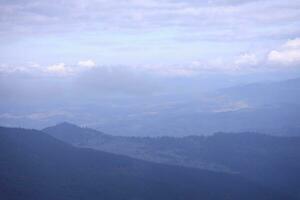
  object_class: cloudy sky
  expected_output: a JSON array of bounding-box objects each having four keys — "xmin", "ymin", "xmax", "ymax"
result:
[
  {"xmin": 0, "ymin": 0, "xmax": 300, "ymax": 76},
  {"xmin": 1, "ymin": 0, "xmax": 300, "ymax": 129}
]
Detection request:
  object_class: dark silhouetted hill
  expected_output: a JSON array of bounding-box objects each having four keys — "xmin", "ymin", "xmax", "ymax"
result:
[
  {"xmin": 0, "ymin": 126, "xmax": 286, "ymax": 200},
  {"xmin": 44, "ymin": 123, "xmax": 300, "ymax": 199}
]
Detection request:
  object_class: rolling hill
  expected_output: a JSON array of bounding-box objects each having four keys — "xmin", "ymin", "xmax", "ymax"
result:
[
  {"xmin": 44, "ymin": 122, "xmax": 300, "ymax": 199},
  {"xmin": 0, "ymin": 126, "xmax": 285, "ymax": 200}
]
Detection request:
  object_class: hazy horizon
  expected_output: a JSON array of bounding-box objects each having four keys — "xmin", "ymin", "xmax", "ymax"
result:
[{"xmin": 1, "ymin": 0, "xmax": 300, "ymax": 135}]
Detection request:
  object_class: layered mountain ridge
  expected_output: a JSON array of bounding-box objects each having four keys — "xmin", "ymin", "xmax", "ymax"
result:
[
  {"xmin": 44, "ymin": 122, "xmax": 300, "ymax": 199},
  {"xmin": 0, "ymin": 126, "xmax": 284, "ymax": 200}
]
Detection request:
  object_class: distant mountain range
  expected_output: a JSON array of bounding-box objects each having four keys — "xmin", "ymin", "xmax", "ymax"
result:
[
  {"xmin": 0, "ymin": 126, "xmax": 285, "ymax": 200},
  {"xmin": 44, "ymin": 122, "xmax": 300, "ymax": 199},
  {"xmin": 221, "ymin": 77, "xmax": 300, "ymax": 105},
  {"xmin": 1, "ymin": 77, "xmax": 300, "ymax": 137},
  {"xmin": 94, "ymin": 77, "xmax": 300, "ymax": 136}
]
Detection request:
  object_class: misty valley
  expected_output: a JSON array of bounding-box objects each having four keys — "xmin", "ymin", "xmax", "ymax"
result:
[{"xmin": 1, "ymin": 77, "xmax": 300, "ymax": 200}]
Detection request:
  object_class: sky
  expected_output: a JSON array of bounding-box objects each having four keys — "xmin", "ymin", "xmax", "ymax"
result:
[
  {"xmin": 1, "ymin": 0, "xmax": 300, "ymax": 121},
  {"xmin": 0, "ymin": 0, "xmax": 300, "ymax": 75}
]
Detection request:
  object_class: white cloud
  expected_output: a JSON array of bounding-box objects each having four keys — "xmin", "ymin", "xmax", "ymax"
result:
[
  {"xmin": 1, "ymin": 0, "xmax": 300, "ymax": 72},
  {"xmin": 46, "ymin": 60, "xmax": 97, "ymax": 75},
  {"xmin": 78, "ymin": 59, "xmax": 96, "ymax": 69},
  {"xmin": 268, "ymin": 50, "xmax": 300, "ymax": 64},
  {"xmin": 268, "ymin": 38, "xmax": 300, "ymax": 65},
  {"xmin": 46, "ymin": 63, "xmax": 72, "ymax": 74},
  {"xmin": 0, "ymin": 63, "xmax": 41, "ymax": 73},
  {"xmin": 284, "ymin": 38, "xmax": 300, "ymax": 48},
  {"xmin": 235, "ymin": 53, "xmax": 258, "ymax": 66},
  {"xmin": 0, "ymin": 60, "xmax": 97, "ymax": 76}
]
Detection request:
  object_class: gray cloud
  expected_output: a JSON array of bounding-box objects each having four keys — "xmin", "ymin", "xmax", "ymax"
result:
[
  {"xmin": 74, "ymin": 66, "xmax": 161, "ymax": 96},
  {"xmin": 0, "ymin": 64, "xmax": 161, "ymax": 111},
  {"xmin": 0, "ymin": 0, "xmax": 300, "ymax": 75},
  {"xmin": 1, "ymin": 0, "xmax": 300, "ymax": 41}
]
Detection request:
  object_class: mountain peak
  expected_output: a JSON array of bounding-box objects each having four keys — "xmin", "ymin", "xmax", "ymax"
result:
[
  {"xmin": 55, "ymin": 121, "xmax": 79, "ymax": 128},
  {"xmin": 42, "ymin": 122, "xmax": 84, "ymax": 136},
  {"xmin": 43, "ymin": 122, "xmax": 107, "ymax": 143}
]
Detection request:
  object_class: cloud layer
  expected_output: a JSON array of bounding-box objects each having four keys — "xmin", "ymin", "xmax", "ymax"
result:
[
  {"xmin": 1, "ymin": 0, "xmax": 300, "ymax": 69},
  {"xmin": 1, "ymin": 38, "xmax": 300, "ymax": 77},
  {"xmin": 268, "ymin": 38, "xmax": 300, "ymax": 65}
]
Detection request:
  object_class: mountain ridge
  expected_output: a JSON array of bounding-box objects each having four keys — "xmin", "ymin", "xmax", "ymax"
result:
[
  {"xmin": 0, "ymin": 126, "xmax": 285, "ymax": 200},
  {"xmin": 43, "ymin": 122, "xmax": 300, "ymax": 199}
]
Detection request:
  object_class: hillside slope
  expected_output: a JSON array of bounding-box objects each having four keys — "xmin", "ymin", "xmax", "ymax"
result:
[
  {"xmin": 44, "ymin": 123, "xmax": 300, "ymax": 199},
  {"xmin": 0, "ymin": 127, "xmax": 285, "ymax": 200}
]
